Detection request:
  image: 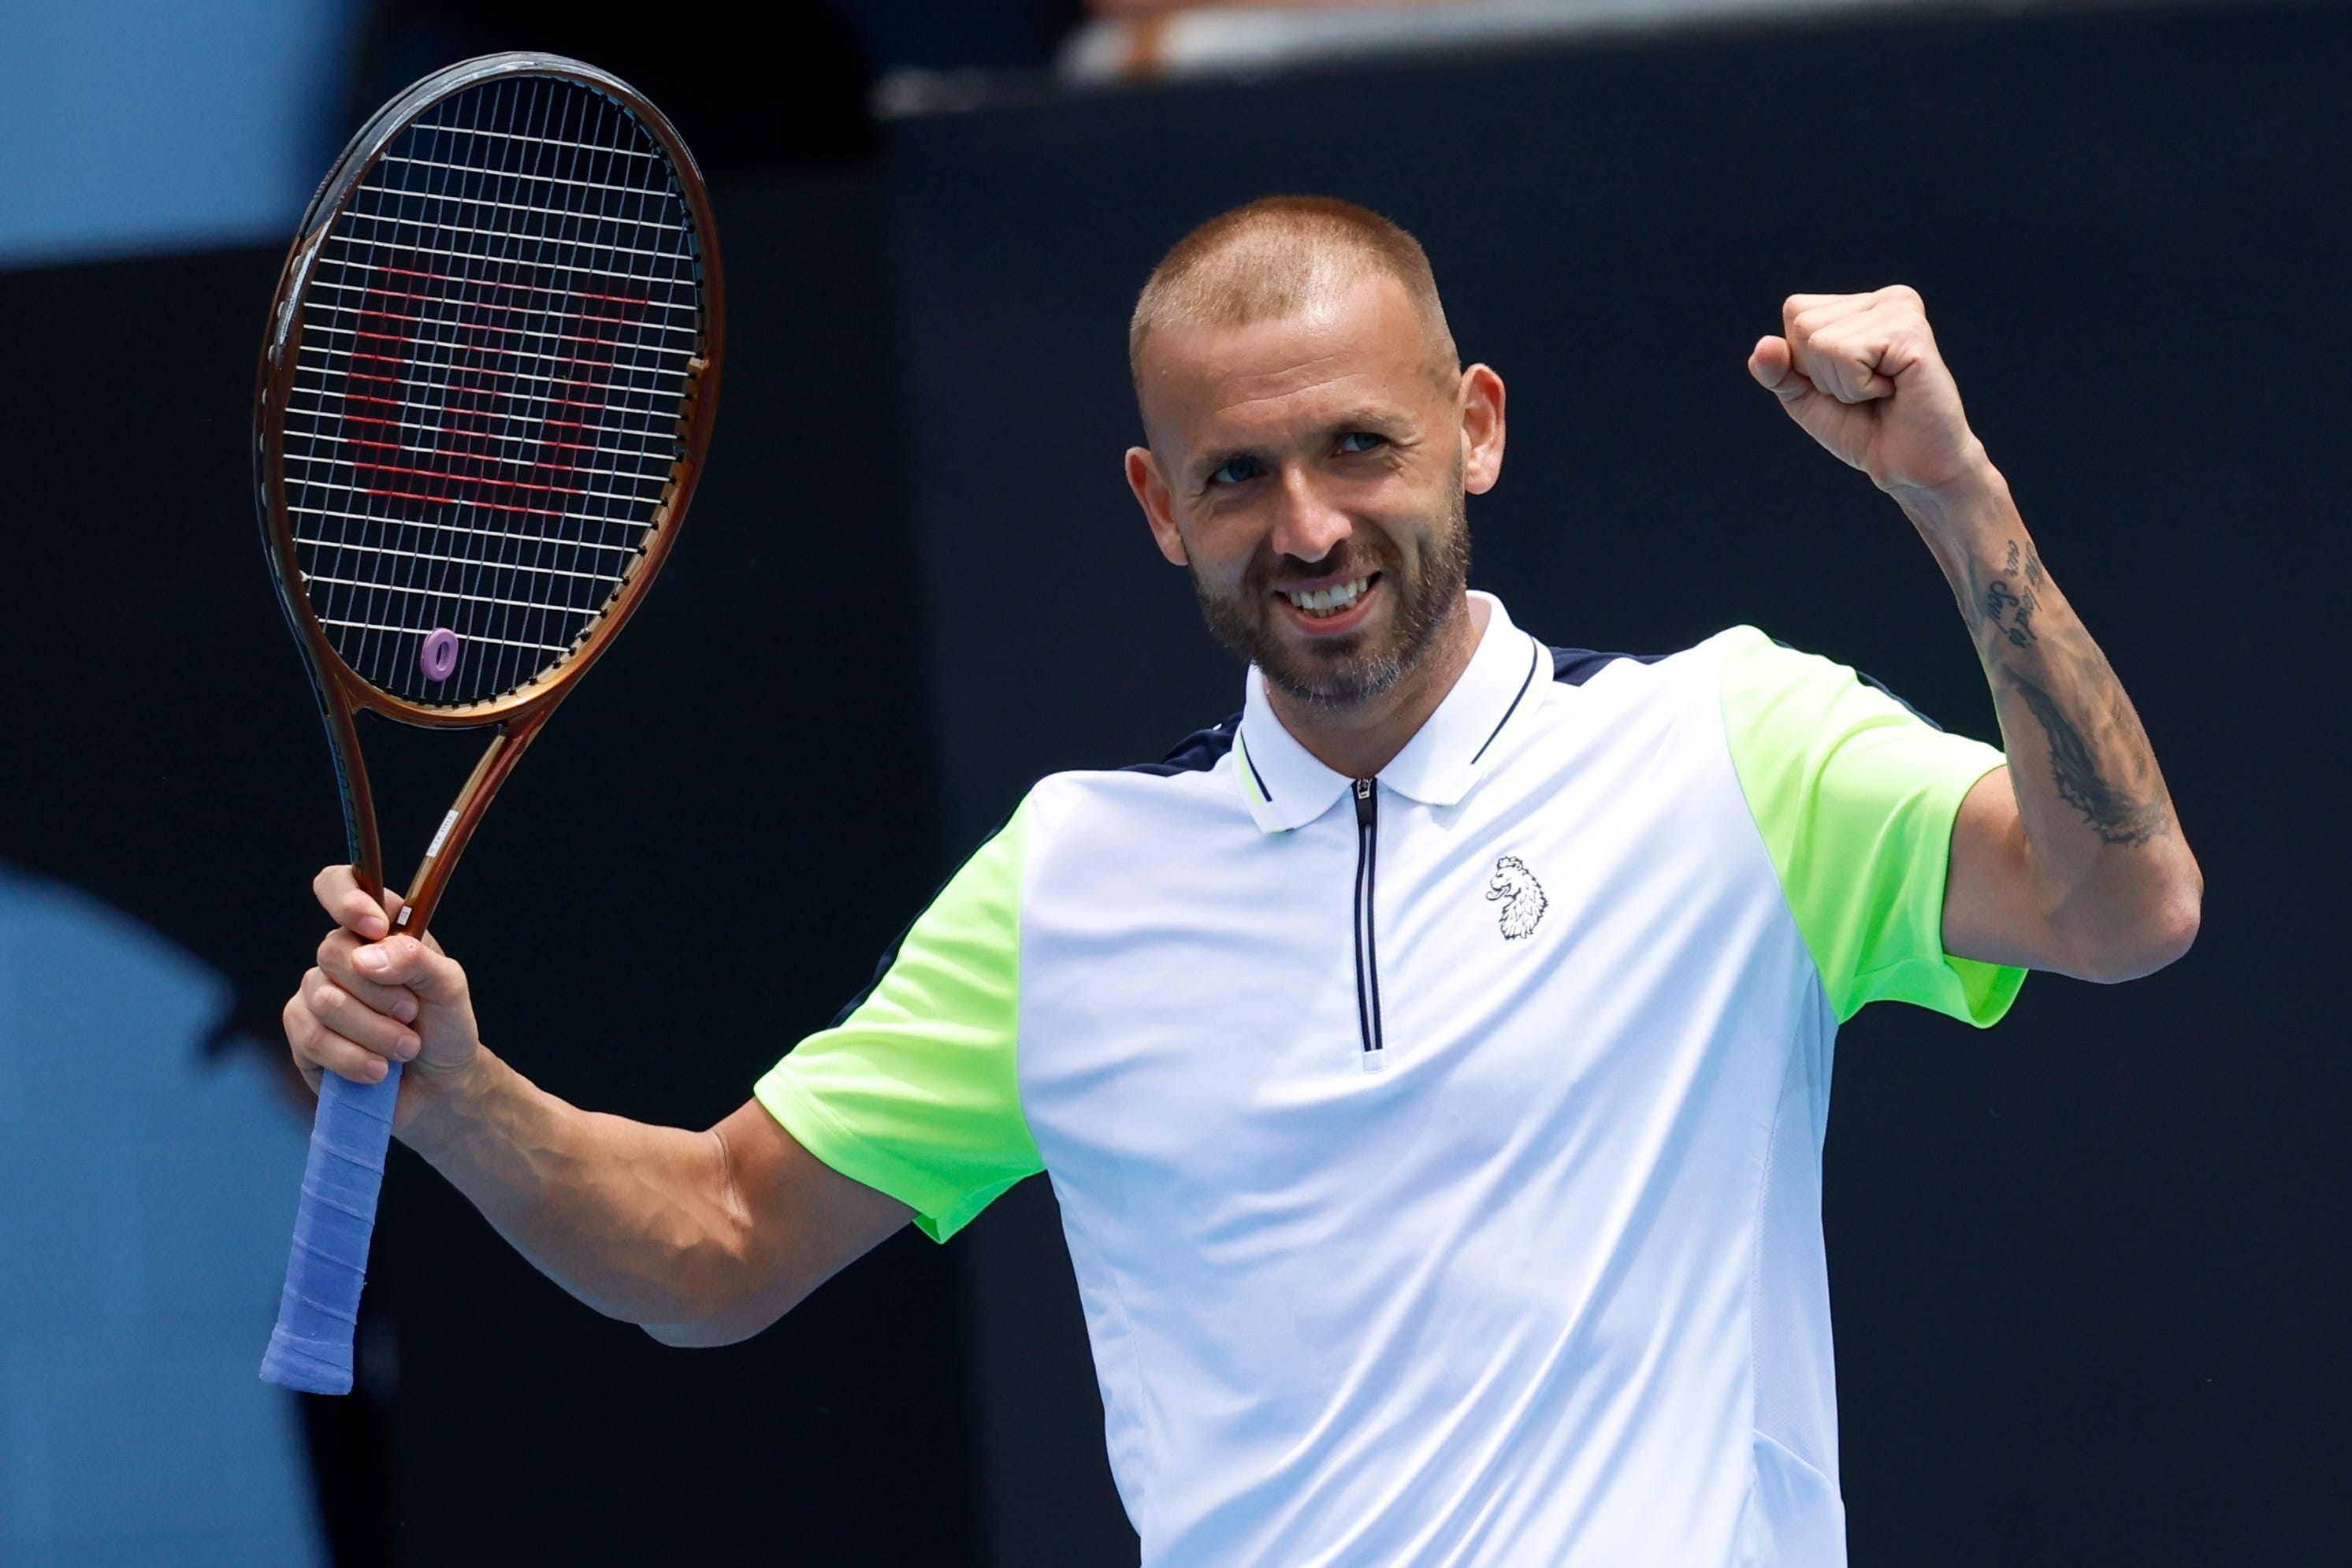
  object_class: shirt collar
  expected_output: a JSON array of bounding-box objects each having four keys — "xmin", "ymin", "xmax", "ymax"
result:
[{"xmin": 1235, "ymin": 591, "xmax": 1549, "ymax": 833}]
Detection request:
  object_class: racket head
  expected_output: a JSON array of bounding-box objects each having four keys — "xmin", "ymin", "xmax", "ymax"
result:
[{"xmin": 255, "ymin": 53, "xmax": 724, "ymax": 729}]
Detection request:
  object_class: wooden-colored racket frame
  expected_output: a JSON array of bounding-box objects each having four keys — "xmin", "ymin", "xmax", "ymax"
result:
[{"xmin": 254, "ymin": 52, "xmax": 725, "ymax": 934}]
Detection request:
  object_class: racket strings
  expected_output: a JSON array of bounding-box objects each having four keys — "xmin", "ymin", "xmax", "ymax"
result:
[{"xmin": 283, "ymin": 73, "xmax": 703, "ymax": 706}]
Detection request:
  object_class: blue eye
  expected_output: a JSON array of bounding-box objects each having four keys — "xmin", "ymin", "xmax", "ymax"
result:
[
  {"xmin": 1211, "ymin": 457, "xmax": 1262, "ymax": 485},
  {"xmin": 1336, "ymin": 432, "xmax": 1386, "ymax": 454}
]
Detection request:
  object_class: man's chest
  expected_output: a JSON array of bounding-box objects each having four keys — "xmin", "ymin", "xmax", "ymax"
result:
[{"xmin": 1012, "ymin": 705, "xmax": 1812, "ymax": 1206}]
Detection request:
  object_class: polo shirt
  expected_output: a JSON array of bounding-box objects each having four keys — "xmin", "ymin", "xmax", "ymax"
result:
[{"xmin": 757, "ymin": 592, "xmax": 2025, "ymax": 1566}]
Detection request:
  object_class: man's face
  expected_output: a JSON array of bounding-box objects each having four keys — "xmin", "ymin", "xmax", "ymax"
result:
[{"xmin": 1126, "ymin": 274, "xmax": 1499, "ymax": 711}]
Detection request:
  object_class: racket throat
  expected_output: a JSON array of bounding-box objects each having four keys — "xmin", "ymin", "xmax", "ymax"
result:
[
  {"xmin": 393, "ymin": 809, "xmax": 463, "ymax": 928},
  {"xmin": 392, "ymin": 707, "xmax": 553, "ymax": 935}
]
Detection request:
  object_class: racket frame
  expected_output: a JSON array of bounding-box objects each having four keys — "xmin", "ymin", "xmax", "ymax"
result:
[{"xmin": 253, "ymin": 52, "xmax": 726, "ymax": 932}]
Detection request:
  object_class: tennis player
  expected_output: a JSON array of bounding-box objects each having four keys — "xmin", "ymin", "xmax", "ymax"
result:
[{"xmin": 286, "ymin": 197, "xmax": 2201, "ymax": 1564}]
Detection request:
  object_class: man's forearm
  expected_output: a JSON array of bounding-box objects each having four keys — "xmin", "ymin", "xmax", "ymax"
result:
[
  {"xmin": 1897, "ymin": 461, "xmax": 2202, "ymax": 972},
  {"xmin": 396, "ymin": 1047, "xmax": 756, "ymax": 1331}
]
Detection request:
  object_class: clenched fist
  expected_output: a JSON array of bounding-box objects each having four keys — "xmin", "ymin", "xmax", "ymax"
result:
[
  {"xmin": 283, "ymin": 865, "xmax": 483, "ymax": 1127},
  {"xmin": 1748, "ymin": 285, "xmax": 1988, "ymax": 498}
]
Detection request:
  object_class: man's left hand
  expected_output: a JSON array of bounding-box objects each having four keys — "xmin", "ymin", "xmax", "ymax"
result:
[{"xmin": 1748, "ymin": 286, "xmax": 1986, "ymax": 498}]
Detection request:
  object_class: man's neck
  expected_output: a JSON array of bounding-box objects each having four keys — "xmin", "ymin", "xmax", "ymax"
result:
[{"xmin": 1267, "ymin": 594, "xmax": 1488, "ymax": 780}]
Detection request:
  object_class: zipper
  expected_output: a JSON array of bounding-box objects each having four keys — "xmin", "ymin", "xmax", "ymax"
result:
[{"xmin": 1352, "ymin": 777, "xmax": 1386, "ymax": 1070}]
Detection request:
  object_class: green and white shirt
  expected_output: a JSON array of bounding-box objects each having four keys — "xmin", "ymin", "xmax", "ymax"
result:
[{"xmin": 759, "ymin": 593, "xmax": 2023, "ymax": 1567}]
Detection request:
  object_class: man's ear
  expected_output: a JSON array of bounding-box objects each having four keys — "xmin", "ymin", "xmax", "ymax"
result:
[
  {"xmin": 1126, "ymin": 446, "xmax": 1190, "ymax": 566},
  {"xmin": 1460, "ymin": 364, "xmax": 1507, "ymax": 496}
]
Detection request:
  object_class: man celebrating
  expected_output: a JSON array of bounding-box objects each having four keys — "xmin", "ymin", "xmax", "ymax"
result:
[{"xmin": 286, "ymin": 197, "xmax": 2200, "ymax": 1564}]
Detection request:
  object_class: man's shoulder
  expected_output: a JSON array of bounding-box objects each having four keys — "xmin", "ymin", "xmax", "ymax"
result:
[
  {"xmin": 1019, "ymin": 718, "xmax": 1247, "ymax": 826},
  {"xmin": 1527, "ymin": 623, "xmax": 1770, "ymax": 696},
  {"xmin": 1525, "ymin": 626, "xmax": 1953, "ymax": 745},
  {"xmin": 1117, "ymin": 711, "xmax": 1243, "ymax": 779}
]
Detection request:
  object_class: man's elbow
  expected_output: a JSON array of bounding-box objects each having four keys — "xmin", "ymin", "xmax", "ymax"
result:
[
  {"xmin": 634, "ymin": 1259, "xmax": 821, "ymax": 1349},
  {"xmin": 2069, "ymin": 880, "xmax": 2202, "ymax": 983},
  {"xmin": 641, "ymin": 1312, "xmax": 766, "ymax": 1349},
  {"xmin": 637, "ymin": 1286, "xmax": 801, "ymax": 1348}
]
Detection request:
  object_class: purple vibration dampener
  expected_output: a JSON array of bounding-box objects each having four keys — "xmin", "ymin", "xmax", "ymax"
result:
[{"xmin": 420, "ymin": 628, "xmax": 460, "ymax": 682}]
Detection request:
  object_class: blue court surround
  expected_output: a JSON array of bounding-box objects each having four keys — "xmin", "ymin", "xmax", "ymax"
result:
[{"xmin": 0, "ymin": 867, "xmax": 324, "ymax": 1566}]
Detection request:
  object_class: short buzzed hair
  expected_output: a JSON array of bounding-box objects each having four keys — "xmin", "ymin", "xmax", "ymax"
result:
[{"xmin": 1128, "ymin": 196, "xmax": 1458, "ymax": 390}]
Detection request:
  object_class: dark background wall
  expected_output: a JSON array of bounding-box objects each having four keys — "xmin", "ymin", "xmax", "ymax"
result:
[{"xmin": 2, "ymin": 2, "xmax": 2346, "ymax": 1564}]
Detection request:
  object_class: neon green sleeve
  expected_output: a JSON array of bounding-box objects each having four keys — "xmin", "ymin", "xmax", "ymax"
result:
[
  {"xmin": 1718, "ymin": 626, "xmax": 2027, "ymax": 1027},
  {"xmin": 755, "ymin": 797, "xmax": 1041, "ymax": 1241}
]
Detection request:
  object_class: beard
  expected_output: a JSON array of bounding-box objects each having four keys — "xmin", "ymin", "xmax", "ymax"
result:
[{"xmin": 1190, "ymin": 490, "xmax": 1473, "ymax": 712}]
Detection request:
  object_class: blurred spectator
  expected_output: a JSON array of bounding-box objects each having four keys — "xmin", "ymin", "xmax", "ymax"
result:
[
  {"xmin": 1058, "ymin": 0, "xmax": 1953, "ymax": 85},
  {"xmin": 1087, "ymin": 0, "xmax": 1470, "ymax": 13}
]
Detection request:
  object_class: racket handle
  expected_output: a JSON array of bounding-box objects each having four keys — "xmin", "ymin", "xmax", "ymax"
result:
[{"xmin": 261, "ymin": 1062, "xmax": 400, "ymax": 1394}]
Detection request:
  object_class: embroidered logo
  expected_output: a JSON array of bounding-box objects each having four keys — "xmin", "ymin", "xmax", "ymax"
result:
[{"xmin": 1485, "ymin": 855, "xmax": 1547, "ymax": 940}]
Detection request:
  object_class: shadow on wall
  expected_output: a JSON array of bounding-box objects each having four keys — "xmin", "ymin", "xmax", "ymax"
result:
[{"xmin": 0, "ymin": 866, "xmax": 325, "ymax": 1566}]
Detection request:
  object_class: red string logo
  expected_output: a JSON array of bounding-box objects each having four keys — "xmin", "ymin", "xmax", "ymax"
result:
[{"xmin": 343, "ymin": 257, "xmax": 647, "ymax": 522}]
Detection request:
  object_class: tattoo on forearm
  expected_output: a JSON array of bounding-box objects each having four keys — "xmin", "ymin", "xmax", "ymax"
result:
[
  {"xmin": 2008, "ymin": 674, "xmax": 2170, "ymax": 845},
  {"xmin": 1984, "ymin": 541, "xmax": 2045, "ymax": 647},
  {"xmin": 1968, "ymin": 537, "xmax": 2171, "ymax": 847},
  {"xmin": 1983, "ymin": 579, "xmax": 2039, "ymax": 646}
]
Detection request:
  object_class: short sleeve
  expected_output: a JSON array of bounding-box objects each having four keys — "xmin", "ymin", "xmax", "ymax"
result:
[
  {"xmin": 1716, "ymin": 626, "xmax": 2027, "ymax": 1027},
  {"xmin": 756, "ymin": 797, "xmax": 1042, "ymax": 1241}
]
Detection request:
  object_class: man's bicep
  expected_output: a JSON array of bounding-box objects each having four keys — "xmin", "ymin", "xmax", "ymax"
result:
[
  {"xmin": 643, "ymin": 1098, "xmax": 912, "ymax": 1347},
  {"xmin": 1943, "ymin": 764, "xmax": 2079, "ymax": 975}
]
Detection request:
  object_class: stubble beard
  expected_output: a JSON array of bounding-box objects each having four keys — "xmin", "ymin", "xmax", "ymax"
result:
[{"xmin": 1191, "ymin": 492, "xmax": 1473, "ymax": 714}]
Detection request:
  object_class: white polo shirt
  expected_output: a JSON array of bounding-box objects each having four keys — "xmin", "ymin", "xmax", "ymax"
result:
[{"xmin": 759, "ymin": 593, "xmax": 2023, "ymax": 1566}]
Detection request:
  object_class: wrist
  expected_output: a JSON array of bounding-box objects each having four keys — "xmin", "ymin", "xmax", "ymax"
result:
[
  {"xmin": 396, "ymin": 1045, "xmax": 503, "ymax": 1160},
  {"xmin": 1888, "ymin": 448, "xmax": 2018, "ymax": 561}
]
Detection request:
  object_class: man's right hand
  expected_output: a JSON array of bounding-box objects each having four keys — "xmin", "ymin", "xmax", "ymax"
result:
[{"xmin": 284, "ymin": 865, "xmax": 483, "ymax": 1119}]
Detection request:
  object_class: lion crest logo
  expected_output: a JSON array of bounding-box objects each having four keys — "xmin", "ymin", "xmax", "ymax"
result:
[{"xmin": 1485, "ymin": 855, "xmax": 1547, "ymax": 940}]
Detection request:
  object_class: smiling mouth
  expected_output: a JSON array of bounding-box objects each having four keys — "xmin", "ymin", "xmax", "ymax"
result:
[{"xmin": 1279, "ymin": 574, "xmax": 1377, "ymax": 619}]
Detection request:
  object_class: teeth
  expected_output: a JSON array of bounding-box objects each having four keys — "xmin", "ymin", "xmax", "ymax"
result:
[{"xmin": 1284, "ymin": 576, "xmax": 1369, "ymax": 618}]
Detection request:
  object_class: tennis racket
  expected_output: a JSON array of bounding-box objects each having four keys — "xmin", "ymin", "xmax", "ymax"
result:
[{"xmin": 256, "ymin": 54, "xmax": 723, "ymax": 1395}]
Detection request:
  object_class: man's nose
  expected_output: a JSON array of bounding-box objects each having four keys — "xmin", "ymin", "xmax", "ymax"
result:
[{"xmin": 1267, "ymin": 466, "xmax": 1351, "ymax": 564}]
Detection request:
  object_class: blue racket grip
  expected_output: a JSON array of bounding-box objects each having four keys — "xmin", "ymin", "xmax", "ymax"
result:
[{"xmin": 261, "ymin": 1061, "xmax": 400, "ymax": 1394}]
